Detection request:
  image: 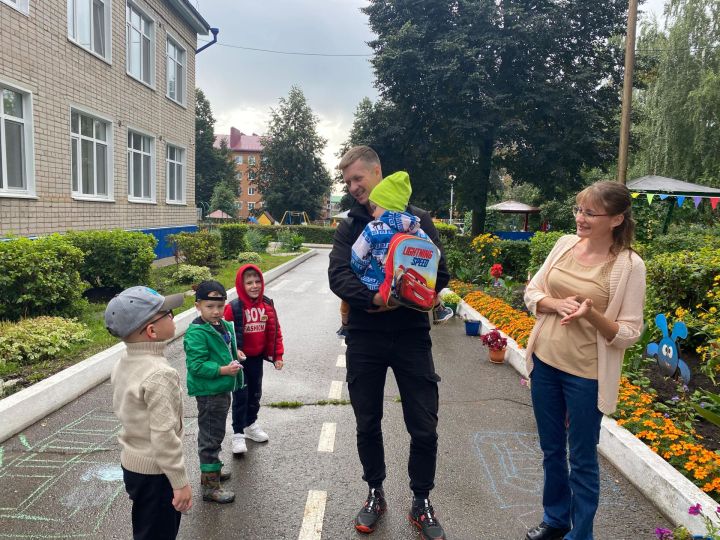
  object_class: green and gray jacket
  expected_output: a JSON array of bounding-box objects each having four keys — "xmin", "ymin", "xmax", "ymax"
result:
[{"xmin": 184, "ymin": 317, "xmax": 245, "ymax": 396}]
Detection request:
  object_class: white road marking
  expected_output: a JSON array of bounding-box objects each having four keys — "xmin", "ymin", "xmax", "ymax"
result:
[
  {"xmin": 267, "ymin": 279, "xmax": 290, "ymax": 291},
  {"xmin": 298, "ymin": 490, "xmax": 327, "ymax": 540},
  {"xmin": 294, "ymin": 280, "xmax": 313, "ymax": 293},
  {"xmin": 317, "ymin": 423, "xmax": 337, "ymax": 453},
  {"xmin": 328, "ymin": 380, "xmax": 344, "ymax": 400},
  {"xmin": 340, "ymin": 339, "xmax": 346, "ymax": 348},
  {"xmin": 336, "ymin": 354, "xmax": 346, "ymax": 368}
]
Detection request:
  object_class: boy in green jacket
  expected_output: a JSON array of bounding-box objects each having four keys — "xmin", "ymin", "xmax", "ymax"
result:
[{"xmin": 184, "ymin": 280, "xmax": 245, "ymax": 504}]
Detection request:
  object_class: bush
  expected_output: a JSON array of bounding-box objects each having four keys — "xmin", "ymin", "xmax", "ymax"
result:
[
  {"xmin": 277, "ymin": 229, "xmax": 304, "ymax": 252},
  {"xmin": 434, "ymin": 222, "xmax": 458, "ymax": 245},
  {"xmin": 168, "ymin": 231, "xmax": 221, "ymax": 268},
  {"xmin": 246, "ymin": 224, "xmax": 336, "ymax": 244},
  {"xmin": 173, "ymin": 264, "xmax": 212, "ymax": 284},
  {"xmin": 497, "ymin": 240, "xmax": 531, "ymax": 279},
  {"xmin": 237, "ymin": 252, "xmax": 263, "ymax": 264},
  {"xmin": 245, "ymin": 228, "xmax": 271, "ymax": 253},
  {"xmin": 65, "ymin": 230, "xmax": 156, "ymax": 290},
  {"xmin": 0, "ymin": 316, "xmax": 90, "ymax": 366},
  {"xmin": 0, "ymin": 235, "xmax": 86, "ymax": 321},
  {"xmin": 528, "ymin": 232, "xmax": 565, "ymax": 276},
  {"xmin": 219, "ymin": 224, "xmax": 249, "ymax": 259},
  {"xmin": 641, "ymin": 230, "xmax": 720, "ymax": 260}
]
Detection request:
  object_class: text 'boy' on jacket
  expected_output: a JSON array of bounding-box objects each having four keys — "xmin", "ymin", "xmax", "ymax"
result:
[
  {"xmin": 350, "ymin": 210, "xmax": 429, "ymax": 291},
  {"xmin": 223, "ymin": 263, "xmax": 284, "ymax": 362},
  {"xmin": 184, "ymin": 318, "xmax": 244, "ymax": 396}
]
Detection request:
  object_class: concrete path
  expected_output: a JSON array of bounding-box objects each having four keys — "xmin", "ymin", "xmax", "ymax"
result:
[{"xmin": 0, "ymin": 249, "xmax": 669, "ymax": 539}]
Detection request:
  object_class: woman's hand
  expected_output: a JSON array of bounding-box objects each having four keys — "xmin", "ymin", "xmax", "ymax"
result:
[
  {"xmin": 560, "ymin": 298, "xmax": 593, "ymax": 325},
  {"xmin": 554, "ymin": 296, "xmax": 582, "ymax": 318}
]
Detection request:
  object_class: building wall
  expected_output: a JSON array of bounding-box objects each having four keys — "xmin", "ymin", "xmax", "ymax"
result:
[
  {"xmin": 0, "ymin": 0, "xmax": 199, "ymax": 236},
  {"xmin": 232, "ymin": 150, "xmax": 262, "ymax": 219}
]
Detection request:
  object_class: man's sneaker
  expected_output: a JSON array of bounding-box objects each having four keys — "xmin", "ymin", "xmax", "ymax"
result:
[
  {"xmin": 432, "ymin": 305, "xmax": 454, "ymax": 324},
  {"xmin": 232, "ymin": 433, "xmax": 247, "ymax": 454},
  {"xmin": 244, "ymin": 422, "xmax": 269, "ymax": 442},
  {"xmin": 336, "ymin": 325, "xmax": 348, "ymax": 338},
  {"xmin": 355, "ymin": 488, "xmax": 387, "ymax": 534},
  {"xmin": 409, "ymin": 498, "xmax": 446, "ymax": 539}
]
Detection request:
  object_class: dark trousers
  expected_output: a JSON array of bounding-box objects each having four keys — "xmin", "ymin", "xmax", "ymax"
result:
[
  {"xmin": 196, "ymin": 393, "xmax": 231, "ymax": 473},
  {"xmin": 231, "ymin": 356, "xmax": 264, "ymax": 434},
  {"xmin": 345, "ymin": 329, "xmax": 440, "ymax": 499},
  {"xmin": 530, "ymin": 356, "xmax": 603, "ymax": 540},
  {"xmin": 122, "ymin": 466, "xmax": 181, "ymax": 540}
]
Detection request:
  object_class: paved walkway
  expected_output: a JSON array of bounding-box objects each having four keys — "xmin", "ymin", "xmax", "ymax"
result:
[{"xmin": 0, "ymin": 249, "xmax": 669, "ymax": 539}]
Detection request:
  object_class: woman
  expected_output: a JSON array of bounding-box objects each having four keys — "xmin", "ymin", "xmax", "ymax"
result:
[{"xmin": 523, "ymin": 181, "xmax": 646, "ymax": 540}]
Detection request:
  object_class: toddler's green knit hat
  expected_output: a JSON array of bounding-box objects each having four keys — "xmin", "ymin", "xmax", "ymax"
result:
[{"xmin": 369, "ymin": 171, "xmax": 412, "ymax": 212}]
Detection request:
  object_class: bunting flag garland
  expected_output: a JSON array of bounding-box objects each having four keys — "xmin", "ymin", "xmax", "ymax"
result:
[
  {"xmin": 647, "ymin": 193, "xmax": 655, "ymax": 204},
  {"xmin": 693, "ymin": 196, "xmax": 702, "ymax": 208},
  {"xmin": 631, "ymin": 192, "xmax": 640, "ymax": 199},
  {"xmin": 677, "ymin": 196, "xmax": 685, "ymax": 207},
  {"xmin": 659, "ymin": 194, "xmax": 669, "ymax": 200},
  {"xmin": 630, "ymin": 192, "xmax": 720, "ymax": 211},
  {"xmin": 712, "ymin": 197, "xmax": 719, "ymax": 210}
]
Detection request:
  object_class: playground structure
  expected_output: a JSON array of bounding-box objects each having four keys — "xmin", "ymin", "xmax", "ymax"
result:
[{"xmin": 280, "ymin": 211, "xmax": 311, "ymax": 225}]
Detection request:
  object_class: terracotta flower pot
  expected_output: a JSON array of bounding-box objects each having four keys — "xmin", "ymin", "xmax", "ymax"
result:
[{"xmin": 489, "ymin": 347, "xmax": 506, "ymax": 364}]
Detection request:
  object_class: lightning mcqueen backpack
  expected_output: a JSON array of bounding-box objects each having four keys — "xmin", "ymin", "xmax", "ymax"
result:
[{"xmin": 376, "ymin": 233, "xmax": 440, "ymax": 311}]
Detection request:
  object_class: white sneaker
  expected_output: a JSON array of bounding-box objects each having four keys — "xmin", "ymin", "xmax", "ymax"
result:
[
  {"xmin": 243, "ymin": 422, "xmax": 269, "ymax": 442},
  {"xmin": 232, "ymin": 433, "xmax": 247, "ymax": 454}
]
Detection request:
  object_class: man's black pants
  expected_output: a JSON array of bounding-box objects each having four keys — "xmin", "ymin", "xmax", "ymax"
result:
[
  {"xmin": 345, "ymin": 329, "xmax": 440, "ymax": 499},
  {"xmin": 122, "ymin": 467, "xmax": 181, "ymax": 540}
]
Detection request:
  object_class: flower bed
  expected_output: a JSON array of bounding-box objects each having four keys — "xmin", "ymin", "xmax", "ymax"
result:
[{"xmin": 455, "ymin": 280, "xmax": 720, "ymax": 500}]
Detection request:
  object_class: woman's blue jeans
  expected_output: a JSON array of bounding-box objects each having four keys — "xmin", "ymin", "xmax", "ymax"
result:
[{"xmin": 530, "ymin": 355, "xmax": 603, "ymax": 540}]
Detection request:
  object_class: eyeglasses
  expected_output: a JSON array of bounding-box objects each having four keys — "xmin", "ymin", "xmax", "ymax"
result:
[
  {"xmin": 139, "ymin": 310, "xmax": 174, "ymax": 333},
  {"xmin": 572, "ymin": 206, "xmax": 609, "ymax": 219}
]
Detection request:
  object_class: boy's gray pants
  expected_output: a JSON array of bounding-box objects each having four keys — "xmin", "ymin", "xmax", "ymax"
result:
[{"xmin": 196, "ymin": 393, "xmax": 231, "ymax": 472}]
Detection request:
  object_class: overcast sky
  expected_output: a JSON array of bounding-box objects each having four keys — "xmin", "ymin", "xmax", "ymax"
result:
[{"xmin": 195, "ymin": 0, "xmax": 667, "ymax": 175}]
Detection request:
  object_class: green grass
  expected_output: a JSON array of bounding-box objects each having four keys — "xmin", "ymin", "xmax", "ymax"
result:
[{"xmin": 0, "ymin": 253, "xmax": 300, "ymax": 395}]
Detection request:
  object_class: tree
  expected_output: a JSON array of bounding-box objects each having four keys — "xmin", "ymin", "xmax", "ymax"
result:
[
  {"xmin": 253, "ymin": 86, "xmax": 332, "ymax": 220},
  {"xmin": 364, "ymin": 0, "xmax": 628, "ymax": 234},
  {"xmin": 195, "ymin": 89, "xmax": 237, "ymax": 209},
  {"xmin": 633, "ymin": 0, "xmax": 720, "ymax": 186},
  {"xmin": 209, "ymin": 180, "xmax": 238, "ymax": 218}
]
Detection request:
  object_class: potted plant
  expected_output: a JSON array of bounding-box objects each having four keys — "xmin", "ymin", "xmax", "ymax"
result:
[
  {"xmin": 439, "ymin": 291, "xmax": 461, "ymax": 314},
  {"xmin": 490, "ymin": 263, "xmax": 504, "ymax": 287},
  {"xmin": 481, "ymin": 328, "xmax": 508, "ymax": 364}
]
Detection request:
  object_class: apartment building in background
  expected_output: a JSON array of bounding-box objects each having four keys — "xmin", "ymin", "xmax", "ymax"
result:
[
  {"xmin": 0, "ymin": 0, "xmax": 210, "ymax": 256},
  {"xmin": 214, "ymin": 126, "xmax": 263, "ymax": 220}
]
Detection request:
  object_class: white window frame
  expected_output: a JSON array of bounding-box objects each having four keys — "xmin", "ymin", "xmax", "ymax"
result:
[
  {"xmin": 126, "ymin": 2, "xmax": 155, "ymax": 87},
  {"xmin": 70, "ymin": 106, "xmax": 113, "ymax": 201},
  {"xmin": 127, "ymin": 128, "xmax": 156, "ymax": 203},
  {"xmin": 165, "ymin": 142, "xmax": 185, "ymax": 205},
  {"xmin": 248, "ymin": 186, "xmax": 255, "ymax": 196},
  {"xmin": 248, "ymin": 202, "xmax": 255, "ymax": 211},
  {"xmin": 67, "ymin": 0, "xmax": 112, "ymax": 62},
  {"xmin": 234, "ymin": 155, "xmax": 243, "ymax": 165},
  {"xmin": 1, "ymin": 0, "xmax": 30, "ymax": 15},
  {"xmin": 0, "ymin": 80, "xmax": 35, "ymax": 198},
  {"xmin": 248, "ymin": 155, "xmax": 256, "ymax": 166},
  {"xmin": 166, "ymin": 34, "xmax": 186, "ymax": 106}
]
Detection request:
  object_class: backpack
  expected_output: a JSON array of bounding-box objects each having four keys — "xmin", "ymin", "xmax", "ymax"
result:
[{"xmin": 376, "ymin": 233, "xmax": 440, "ymax": 311}]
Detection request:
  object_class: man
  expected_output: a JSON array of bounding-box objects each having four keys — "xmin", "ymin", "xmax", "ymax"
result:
[{"xmin": 328, "ymin": 146, "xmax": 450, "ymax": 540}]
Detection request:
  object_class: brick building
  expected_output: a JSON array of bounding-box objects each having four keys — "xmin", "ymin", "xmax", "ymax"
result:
[
  {"xmin": 214, "ymin": 126, "xmax": 263, "ymax": 220},
  {"xmin": 0, "ymin": 0, "xmax": 210, "ymax": 256}
]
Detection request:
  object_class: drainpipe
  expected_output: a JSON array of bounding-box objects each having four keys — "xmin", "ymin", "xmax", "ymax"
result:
[{"xmin": 196, "ymin": 28, "xmax": 219, "ymax": 54}]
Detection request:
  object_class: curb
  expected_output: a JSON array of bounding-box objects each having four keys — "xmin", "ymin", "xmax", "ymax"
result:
[
  {"xmin": 0, "ymin": 249, "xmax": 317, "ymax": 444},
  {"xmin": 456, "ymin": 298, "xmax": 718, "ymax": 534}
]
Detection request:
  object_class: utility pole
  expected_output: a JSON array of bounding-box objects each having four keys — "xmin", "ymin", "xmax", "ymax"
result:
[
  {"xmin": 618, "ymin": 0, "xmax": 639, "ymax": 184},
  {"xmin": 448, "ymin": 175, "xmax": 456, "ymax": 222}
]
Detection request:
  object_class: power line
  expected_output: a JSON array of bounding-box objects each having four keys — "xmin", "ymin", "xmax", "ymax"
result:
[{"xmin": 197, "ymin": 39, "xmax": 372, "ymax": 57}]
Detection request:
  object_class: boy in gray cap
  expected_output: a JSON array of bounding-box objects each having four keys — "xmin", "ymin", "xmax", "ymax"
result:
[{"xmin": 105, "ymin": 286, "xmax": 190, "ymax": 540}]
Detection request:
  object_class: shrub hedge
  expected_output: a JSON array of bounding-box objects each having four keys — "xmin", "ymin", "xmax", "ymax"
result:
[
  {"xmin": 237, "ymin": 252, "xmax": 263, "ymax": 264},
  {"xmin": 0, "ymin": 235, "xmax": 86, "ymax": 321},
  {"xmin": 219, "ymin": 224, "xmax": 249, "ymax": 259},
  {"xmin": 497, "ymin": 240, "xmax": 531, "ymax": 279},
  {"xmin": 246, "ymin": 225, "xmax": 335, "ymax": 244},
  {"xmin": 0, "ymin": 316, "xmax": 90, "ymax": 366},
  {"xmin": 168, "ymin": 231, "xmax": 221, "ymax": 268},
  {"xmin": 527, "ymin": 231, "xmax": 565, "ymax": 276},
  {"xmin": 65, "ymin": 230, "xmax": 156, "ymax": 290},
  {"xmin": 173, "ymin": 264, "xmax": 212, "ymax": 284}
]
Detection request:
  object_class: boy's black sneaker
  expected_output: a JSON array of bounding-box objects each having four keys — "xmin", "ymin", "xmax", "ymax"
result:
[
  {"xmin": 354, "ymin": 488, "xmax": 386, "ymax": 534},
  {"xmin": 409, "ymin": 498, "xmax": 446, "ymax": 540},
  {"xmin": 336, "ymin": 325, "xmax": 348, "ymax": 338}
]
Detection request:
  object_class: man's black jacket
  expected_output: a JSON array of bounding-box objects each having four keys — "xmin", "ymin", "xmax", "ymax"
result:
[{"xmin": 328, "ymin": 200, "xmax": 450, "ymax": 332}]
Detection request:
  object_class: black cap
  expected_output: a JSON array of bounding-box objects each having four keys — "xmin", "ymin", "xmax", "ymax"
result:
[{"xmin": 195, "ymin": 280, "xmax": 227, "ymax": 301}]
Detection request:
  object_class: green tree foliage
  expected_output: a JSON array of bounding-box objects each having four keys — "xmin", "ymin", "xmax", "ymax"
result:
[
  {"xmin": 195, "ymin": 89, "xmax": 238, "ymax": 209},
  {"xmin": 210, "ymin": 180, "xmax": 238, "ymax": 218},
  {"xmin": 363, "ymin": 0, "xmax": 627, "ymax": 234},
  {"xmin": 633, "ymin": 0, "xmax": 720, "ymax": 186},
  {"xmin": 254, "ymin": 86, "xmax": 332, "ymax": 220}
]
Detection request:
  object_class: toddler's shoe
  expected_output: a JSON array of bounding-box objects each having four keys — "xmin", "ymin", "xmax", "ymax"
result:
[
  {"xmin": 232, "ymin": 433, "xmax": 247, "ymax": 454},
  {"xmin": 432, "ymin": 305, "xmax": 453, "ymax": 324}
]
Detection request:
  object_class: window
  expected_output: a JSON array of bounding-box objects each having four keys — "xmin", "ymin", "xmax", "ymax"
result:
[
  {"xmin": 2, "ymin": 0, "xmax": 30, "ymax": 15},
  {"xmin": 127, "ymin": 130, "xmax": 154, "ymax": 201},
  {"xmin": 248, "ymin": 186, "xmax": 255, "ymax": 196},
  {"xmin": 248, "ymin": 202, "xmax": 255, "ymax": 211},
  {"xmin": 71, "ymin": 109, "xmax": 111, "ymax": 198},
  {"xmin": 166, "ymin": 144, "xmax": 184, "ymax": 203},
  {"xmin": 237, "ymin": 200, "xmax": 242, "ymax": 208},
  {"xmin": 68, "ymin": 0, "xmax": 111, "ymax": 60},
  {"xmin": 248, "ymin": 170, "xmax": 256, "ymax": 181},
  {"xmin": 1, "ymin": 85, "xmax": 34, "ymax": 196},
  {"xmin": 234, "ymin": 155, "xmax": 243, "ymax": 165},
  {"xmin": 166, "ymin": 37, "xmax": 186, "ymax": 105},
  {"xmin": 126, "ymin": 3, "xmax": 154, "ymax": 85},
  {"xmin": 248, "ymin": 155, "xmax": 256, "ymax": 166}
]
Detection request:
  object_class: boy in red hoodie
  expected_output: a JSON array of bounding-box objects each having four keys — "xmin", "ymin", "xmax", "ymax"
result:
[{"xmin": 223, "ymin": 264, "xmax": 284, "ymax": 455}]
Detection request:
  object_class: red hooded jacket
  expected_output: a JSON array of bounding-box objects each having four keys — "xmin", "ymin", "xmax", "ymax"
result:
[{"xmin": 223, "ymin": 264, "xmax": 284, "ymax": 362}]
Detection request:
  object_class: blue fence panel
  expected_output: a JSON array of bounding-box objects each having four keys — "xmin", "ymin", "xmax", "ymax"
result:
[
  {"xmin": 136, "ymin": 225, "xmax": 198, "ymax": 259},
  {"xmin": 492, "ymin": 231, "xmax": 534, "ymax": 241}
]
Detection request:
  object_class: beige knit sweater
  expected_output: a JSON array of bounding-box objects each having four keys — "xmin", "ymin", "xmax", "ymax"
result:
[
  {"xmin": 111, "ymin": 341, "xmax": 189, "ymax": 489},
  {"xmin": 524, "ymin": 234, "xmax": 646, "ymax": 414}
]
